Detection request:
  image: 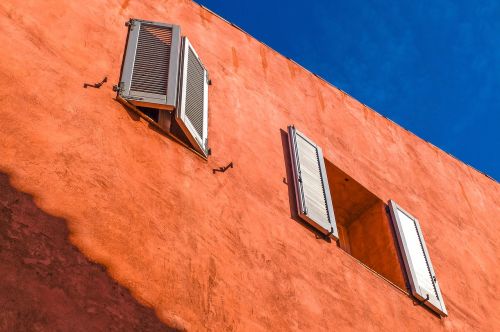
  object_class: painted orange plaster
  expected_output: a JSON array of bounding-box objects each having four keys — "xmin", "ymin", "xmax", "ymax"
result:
[{"xmin": 0, "ymin": 0, "xmax": 499, "ymax": 331}]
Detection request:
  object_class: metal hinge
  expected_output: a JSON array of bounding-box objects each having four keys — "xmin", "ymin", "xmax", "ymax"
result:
[
  {"xmin": 112, "ymin": 81, "xmax": 124, "ymax": 93},
  {"xmin": 125, "ymin": 19, "xmax": 136, "ymax": 29}
]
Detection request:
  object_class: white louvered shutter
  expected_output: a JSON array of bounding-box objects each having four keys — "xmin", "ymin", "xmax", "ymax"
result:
[
  {"xmin": 388, "ymin": 200, "xmax": 447, "ymax": 316},
  {"xmin": 288, "ymin": 126, "xmax": 338, "ymax": 239},
  {"xmin": 119, "ymin": 19, "xmax": 181, "ymax": 111},
  {"xmin": 176, "ymin": 37, "xmax": 209, "ymax": 156}
]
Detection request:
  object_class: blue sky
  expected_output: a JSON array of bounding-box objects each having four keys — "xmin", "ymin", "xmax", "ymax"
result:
[{"xmin": 196, "ymin": 0, "xmax": 500, "ymax": 180}]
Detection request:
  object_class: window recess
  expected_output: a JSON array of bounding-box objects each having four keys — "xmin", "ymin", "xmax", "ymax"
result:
[
  {"xmin": 325, "ymin": 161, "xmax": 407, "ymax": 290},
  {"xmin": 285, "ymin": 126, "xmax": 447, "ymax": 316},
  {"xmin": 388, "ymin": 201, "xmax": 448, "ymax": 317},
  {"xmin": 285, "ymin": 126, "xmax": 405, "ymax": 288},
  {"xmin": 115, "ymin": 19, "xmax": 210, "ymax": 158}
]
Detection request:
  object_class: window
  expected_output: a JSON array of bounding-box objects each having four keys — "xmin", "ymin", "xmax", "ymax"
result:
[
  {"xmin": 116, "ymin": 19, "xmax": 210, "ymax": 157},
  {"xmin": 388, "ymin": 201, "xmax": 448, "ymax": 316},
  {"xmin": 285, "ymin": 125, "xmax": 446, "ymax": 316}
]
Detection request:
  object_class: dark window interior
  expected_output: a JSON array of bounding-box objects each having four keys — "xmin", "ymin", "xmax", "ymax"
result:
[{"xmin": 137, "ymin": 107, "xmax": 159, "ymax": 123}]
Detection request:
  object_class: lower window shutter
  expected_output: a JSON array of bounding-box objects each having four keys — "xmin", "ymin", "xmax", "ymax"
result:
[
  {"xmin": 176, "ymin": 37, "xmax": 209, "ymax": 156},
  {"xmin": 119, "ymin": 19, "xmax": 181, "ymax": 110},
  {"xmin": 388, "ymin": 200, "xmax": 448, "ymax": 316},
  {"xmin": 288, "ymin": 125, "xmax": 338, "ymax": 239}
]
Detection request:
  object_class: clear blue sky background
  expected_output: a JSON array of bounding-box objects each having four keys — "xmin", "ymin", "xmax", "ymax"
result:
[{"xmin": 196, "ymin": 0, "xmax": 500, "ymax": 180}]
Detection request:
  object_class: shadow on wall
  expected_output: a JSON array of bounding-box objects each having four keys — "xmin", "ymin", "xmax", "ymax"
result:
[
  {"xmin": 0, "ymin": 173, "xmax": 179, "ymax": 332},
  {"xmin": 117, "ymin": 99, "xmax": 195, "ymax": 154}
]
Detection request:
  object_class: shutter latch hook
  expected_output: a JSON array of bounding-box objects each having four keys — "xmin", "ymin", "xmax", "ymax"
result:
[
  {"xmin": 213, "ymin": 162, "xmax": 233, "ymax": 174},
  {"xmin": 84, "ymin": 76, "xmax": 107, "ymax": 89}
]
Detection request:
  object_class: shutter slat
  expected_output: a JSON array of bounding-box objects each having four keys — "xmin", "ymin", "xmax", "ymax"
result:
[
  {"xmin": 388, "ymin": 200, "xmax": 447, "ymax": 316},
  {"xmin": 288, "ymin": 126, "xmax": 338, "ymax": 239},
  {"xmin": 130, "ymin": 24, "xmax": 173, "ymax": 96},
  {"xmin": 184, "ymin": 47, "xmax": 206, "ymax": 139}
]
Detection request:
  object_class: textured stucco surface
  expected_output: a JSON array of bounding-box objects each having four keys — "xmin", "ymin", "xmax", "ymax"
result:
[
  {"xmin": 0, "ymin": 174, "xmax": 175, "ymax": 331},
  {"xmin": 0, "ymin": 0, "xmax": 499, "ymax": 331}
]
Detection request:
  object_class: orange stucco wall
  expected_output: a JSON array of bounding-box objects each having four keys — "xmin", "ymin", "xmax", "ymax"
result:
[{"xmin": 0, "ymin": 0, "xmax": 499, "ymax": 331}]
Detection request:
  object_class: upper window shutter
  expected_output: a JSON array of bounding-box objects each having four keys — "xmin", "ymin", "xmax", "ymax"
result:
[
  {"xmin": 119, "ymin": 19, "xmax": 181, "ymax": 110},
  {"xmin": 287, "ymin": 126, "xmax": 338, "ymax": 239},
  {"xmin": 388, "ymin": 200, "xmax": 448, "ymax": 316},
  {"xmin": 176, "ymin": 37, "xmax": 209, "ymax": 156}
]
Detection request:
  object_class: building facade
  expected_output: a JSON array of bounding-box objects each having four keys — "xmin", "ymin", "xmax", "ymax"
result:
[{"xmin": 0, "ymin": 0, "xmax": 498, "ymax": 331}]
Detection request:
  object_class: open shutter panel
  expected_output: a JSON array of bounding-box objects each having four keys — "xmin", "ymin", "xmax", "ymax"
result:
[
  {"xmin": 288, "ymin": 126, "xmax": 338, "ymax": 239},
  {"xmin": 176, "ymin": 37, "xmax": 209, "ymax": 156},
  {"xmin": 119, "ymin": 19, "xmax": 181, "ymax": 110},
  {"xmin": 388, "ymin": 200, "xmax": 447, "ymax": 316}
]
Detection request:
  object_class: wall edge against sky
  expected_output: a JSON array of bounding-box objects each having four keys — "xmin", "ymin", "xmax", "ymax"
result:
[{"xmin": 191, "ymin": 0, "xmax": 498, "ymax": 184}]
